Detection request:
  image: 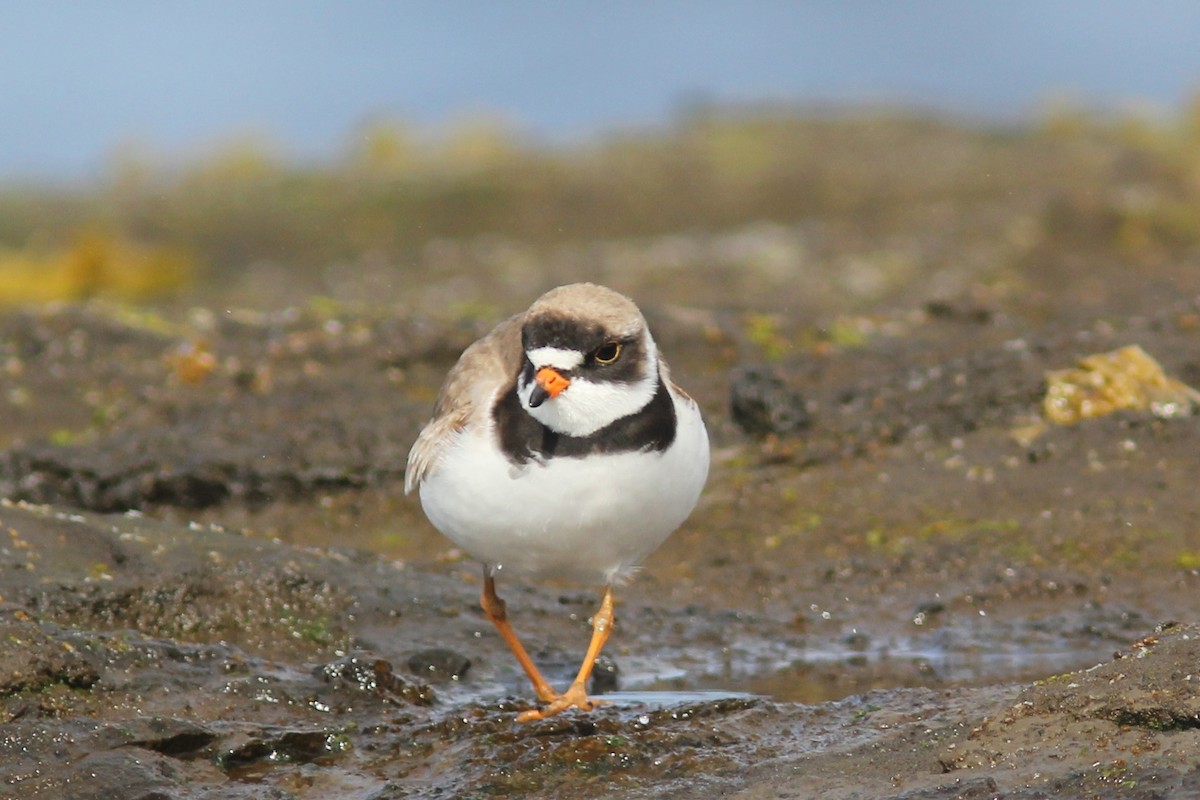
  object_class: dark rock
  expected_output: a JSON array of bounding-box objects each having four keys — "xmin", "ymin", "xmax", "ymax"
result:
[
  {"xmin": 316, "ymin": 652, "xmax": 436, "ymax": 705},
  {"xmin": 924, "ymin": 299, "xmax": 994, "ymax": 324},
  {"xmin": 890, "ymin": 776, "xmax": 998, "ymax": 799},
  {"xmin": 53, "ymin": 749, "xmax": 182, "ymax": 800},
  {"xmin": 730, "ymin": 365, "xmax": 810, "ymax": 436},
  {"xmin": 406, "ymin": 647, "xmax": 471, "ymax": 682},
  {"xmin": 123, "ymin": 717, "xmax": 219, "ymax": 757},
  {"xmin": 912, "ymin": 601, "xmax": 945, "ymax": 627},
  {"xmin": 215, "ymin": 728, "xmax": 333, "ymax": 771},
  {"xmin": 590, "ymin": 653, "xmax": 620, "ymax": 694}
]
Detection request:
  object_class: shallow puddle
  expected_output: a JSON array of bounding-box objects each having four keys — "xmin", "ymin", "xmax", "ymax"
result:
[{"xmin": 609, "ymin": 636, "xmax": 1117, "ymax": 705}]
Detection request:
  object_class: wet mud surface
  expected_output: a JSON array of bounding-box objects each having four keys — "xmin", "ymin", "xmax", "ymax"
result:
[{"xmin": 1, "ymin": 263, "xmax": 1200, "ymax": 796}]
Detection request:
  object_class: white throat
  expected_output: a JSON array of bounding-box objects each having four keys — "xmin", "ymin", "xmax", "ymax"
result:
[{"xmin": 517, "ymin": 335, "xmax": 660, "ymax": 437}]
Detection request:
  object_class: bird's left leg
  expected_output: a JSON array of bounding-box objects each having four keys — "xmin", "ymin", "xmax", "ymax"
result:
[{"xmin": 516, "ymin": 585, "xmax": 614, "ymax": 722}]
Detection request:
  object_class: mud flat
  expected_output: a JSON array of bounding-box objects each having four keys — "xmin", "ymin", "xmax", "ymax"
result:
[{"xmin": 1, "ymin": 273, "xmax": 1199, "ymax": 797}]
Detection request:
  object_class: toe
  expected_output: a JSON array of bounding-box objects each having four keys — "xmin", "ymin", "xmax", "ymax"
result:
[{"xmin": 515, "ymin": 689, "xmax": 607, "ymax": 722}]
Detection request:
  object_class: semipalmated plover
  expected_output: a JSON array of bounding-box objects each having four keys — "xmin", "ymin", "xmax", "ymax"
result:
[{"xmin": 405, "ymin": 283, "xmax": 709, "ymax": 721}]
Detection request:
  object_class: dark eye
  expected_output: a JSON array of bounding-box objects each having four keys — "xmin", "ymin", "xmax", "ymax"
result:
[{"xmin": 593, "ymin": 341, "xmax": 622, "ymax": 364}]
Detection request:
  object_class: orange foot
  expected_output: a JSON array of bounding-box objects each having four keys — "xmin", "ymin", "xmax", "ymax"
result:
[{"xmin": 516, "ymin": 683, "xmax": 609, "ymax": 723}]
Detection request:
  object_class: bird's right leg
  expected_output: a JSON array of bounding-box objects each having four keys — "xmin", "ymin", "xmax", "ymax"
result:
[{"xmin": 480, "ymin": 570, "xmax": 559, "ymax": 703}]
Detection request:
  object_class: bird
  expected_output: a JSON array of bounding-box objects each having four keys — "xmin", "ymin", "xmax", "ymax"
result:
[{"xmin": 405, "ymin": 283, "xmax": 710, "ymax": 722}]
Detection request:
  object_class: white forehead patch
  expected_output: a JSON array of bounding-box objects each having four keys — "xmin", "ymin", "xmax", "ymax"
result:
[
  {"xmin": 526, "ymin": 346, "xmax": 584, "ymax": 371},
  {"xmin": 520, "ymin": 332, "xmax": 660, "ymax": 437}
]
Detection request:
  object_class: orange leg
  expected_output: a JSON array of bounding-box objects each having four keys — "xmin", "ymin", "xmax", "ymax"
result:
[
  {"xmin": 516, "ymin": 585, "xmax": 615, "ymax": 723},
  {"xmin": 480, "ymin": 572, "xmax": 559, "ymax": 703}
]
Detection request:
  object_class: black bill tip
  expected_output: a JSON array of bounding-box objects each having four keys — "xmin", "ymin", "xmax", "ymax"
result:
[{"xmin": 528, "ymin": 384, "xmax": 549, "ymax": 408}]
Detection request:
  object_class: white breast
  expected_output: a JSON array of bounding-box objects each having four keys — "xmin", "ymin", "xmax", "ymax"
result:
[{"xmin": 418, "ymin": 390, "xmax": 709, "ymax": 585}]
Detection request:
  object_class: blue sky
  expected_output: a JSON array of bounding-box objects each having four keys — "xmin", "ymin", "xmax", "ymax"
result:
[{"xmin": 4, "ymin": 1, "xmax": 1200, "ymax": 179}]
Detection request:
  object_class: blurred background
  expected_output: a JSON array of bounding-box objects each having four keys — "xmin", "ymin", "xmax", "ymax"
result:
[{"xmin": 3, "ymin": 1, "xmax": 1200, "ymax": 316}]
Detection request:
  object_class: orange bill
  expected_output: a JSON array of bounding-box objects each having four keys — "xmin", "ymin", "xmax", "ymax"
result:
[{"xmin": 535, "ymin": 366, "xmax": 571, "ymax": 398}]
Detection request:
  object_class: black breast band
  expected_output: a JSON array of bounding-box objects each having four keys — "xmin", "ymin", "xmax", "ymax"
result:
[{"xmin": 493, "ymin": 375, "xmax": 677, "ymax": 464}]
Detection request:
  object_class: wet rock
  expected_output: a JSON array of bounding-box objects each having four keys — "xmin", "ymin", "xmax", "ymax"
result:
[
  {"xmin": 215, "ymin": 728, "xmax": 335, "ymax": 772},
  {"xmin": 0, "ymin": 501, "xmax": 363, "ymax": 661},
  {"xmin": 730, "ymin": 365, "xmax": 810, "ymax": 436},
  {"xmin": 998, "ymin": 764, "xmax": 1200, "ymax": 799},
  {"xmin": 316, "ymin": 653, "xmax": 436, "ymax": 706},
  {"xmin": 120, "ymin": 717, "xmax": 219, "ymax": 757},
  {"xmin": 0, "ymin": 608, "xmax": 102, "ymax": 697},
  {"xmin": 405, "ymin": 647, "xmax": 471, "ymax": 682},
  {"xmin": 1020, "ymin": 622, "xmax": 1200, "ymax": 730},
  {"xmin": 54, "ymin": 749, "xmax": 184, "ymax": 800},
  {"xmin": 590, "ymin": 653, "xmax": 620, "ymax": 694},
  {"xmin": 0, "ymin": 305, "xmax": 470, "ymax": 512},
  {"xmin": 843, "ymin": 630, "xmax": 871, "ymax": 650},
  {"xmin": 923, "ymin": 299, "xmax": 994, "ymax": 325},
  {"xmin": 941, "ymin": 623, "xmax": 1200, "ymax": 788},
  {"xmin": 0, "ymin": 713, "xmax": 235, "ymax": 800},
  {"xmin": 890, "ymin": 776, "xmax": 999, "ymax": 799},
  {"xmin": 196, "ymin": 788, "xmax": 298, "ymax": 800},
  {"xmin": 911, "ymin": 600, "xmax": 945, "ymax": 627}
]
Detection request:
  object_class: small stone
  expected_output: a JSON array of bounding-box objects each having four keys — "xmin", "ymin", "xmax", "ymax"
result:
[
  {"xmin": 590, "ymin": 654, "xmax": 620, "ymax": 694},
  {"xmin": 912, "ymin": 600, "xmax": 945, "ymax": 626},
  {"xmin": 406, "ymin": 648, "xmax": 471, "ymax": 682},
  {"xmin": 317, "ymin": 652, "xmax": 436, "ymax": 704},
  {"xmin": 730, "ymin": 365, "xmax": 810, "ymax": 437}
]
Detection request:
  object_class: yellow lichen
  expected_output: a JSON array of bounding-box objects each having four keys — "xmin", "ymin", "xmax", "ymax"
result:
[{"xmin": 1043, "ymin": 345, "xmax": 1200, "ymax": 425}]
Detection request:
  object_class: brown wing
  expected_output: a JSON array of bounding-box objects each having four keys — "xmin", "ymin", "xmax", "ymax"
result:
[{"xmin": 404, "ymin": 313, "xmax": 524, "ymax": 494}]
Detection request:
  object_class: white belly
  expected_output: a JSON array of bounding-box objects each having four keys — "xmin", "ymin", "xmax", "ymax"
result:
[{"xmin": 419, "ymin": 396, "xmax": 709, "ymax": 585}]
